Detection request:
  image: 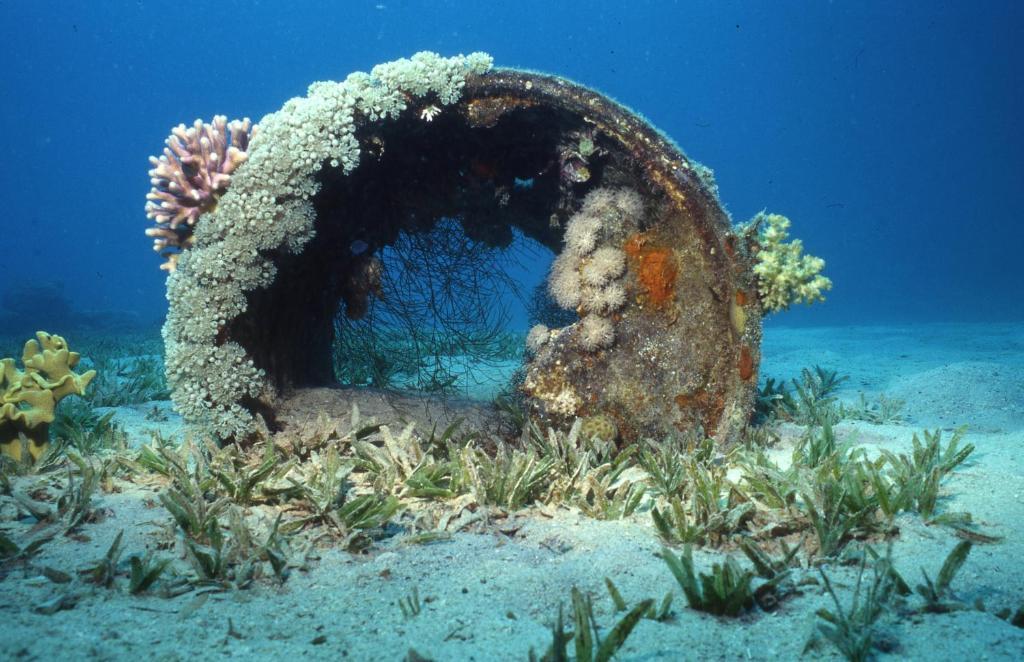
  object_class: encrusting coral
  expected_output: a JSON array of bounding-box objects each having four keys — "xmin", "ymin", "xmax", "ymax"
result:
[
  {"xmin": 154, "ymin": 52, "xmax": 829, "ymax": 447},
  {"xmin": 145, "ymin": 116, "xmax": 256, "ymax": 271},
  {"xmin": 0, "ymin": 332, "xmax": 96, "ymax": 462},
  {"xmin": 160, "ymin": 52, "xmax": 494, "ymax": 439},
  {"xmin": 749, "ymin": 212, "xmax": 831, "ymax": 313},
  {"xmin": 579, "ymin": 413, "xmax": 618, "ymax": 442}
]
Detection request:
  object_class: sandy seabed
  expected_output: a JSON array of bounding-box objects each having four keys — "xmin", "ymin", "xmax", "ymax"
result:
[{"xmin": 1, "ymin": 322, "xmax": 1023, "ymax": 661}]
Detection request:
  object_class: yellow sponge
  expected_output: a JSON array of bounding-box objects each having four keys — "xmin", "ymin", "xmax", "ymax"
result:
[{"xmin": 0, "ymin": 332, "xmax": 96, "ymax": 462}]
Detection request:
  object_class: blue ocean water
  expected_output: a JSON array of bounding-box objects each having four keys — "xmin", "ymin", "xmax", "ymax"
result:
[{"xmin": 0, "ymin": 0, "xmax": 1021, "ymax": 331}]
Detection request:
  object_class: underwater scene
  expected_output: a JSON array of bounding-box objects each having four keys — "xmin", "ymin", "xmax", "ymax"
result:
[{"xmin": 1, "ymin": 1, "xmax": 1022, "ymax": 660}]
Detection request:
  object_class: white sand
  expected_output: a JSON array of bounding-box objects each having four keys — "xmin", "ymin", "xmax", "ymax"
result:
[{"xmin": 1, "ymin": 322, "xmax": 1023, "ymax": 660}]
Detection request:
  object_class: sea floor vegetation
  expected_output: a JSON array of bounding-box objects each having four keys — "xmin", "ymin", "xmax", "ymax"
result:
[{"xmin": 1, "ymin": 324, "xmax": 1022, "ymax": 660}]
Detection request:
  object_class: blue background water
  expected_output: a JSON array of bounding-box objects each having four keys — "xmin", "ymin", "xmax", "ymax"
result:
[{"xmin": 1, "ymin": 0, "xmax": 1020, "ymax": 333}]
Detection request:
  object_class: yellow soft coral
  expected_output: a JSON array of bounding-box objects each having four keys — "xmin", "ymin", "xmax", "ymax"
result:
[
  {"xmin": 0, "ymin": 332, "xmax": 96, "ymax": 462},
  {"xmin": 751, "ymin": 212, "xmax": 832, "ymax": 313}
]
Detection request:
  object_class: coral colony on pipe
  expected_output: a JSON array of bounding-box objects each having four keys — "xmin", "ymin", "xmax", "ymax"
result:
[
  {"xmin": 144, "ymin": 52, "xmax": 830, "ymax": 445},
  {"xmin": 145, "ymin": 116, "xmax": 256, "ymax": 271}
]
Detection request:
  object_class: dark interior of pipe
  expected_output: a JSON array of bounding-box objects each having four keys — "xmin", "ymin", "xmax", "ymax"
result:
[{"xmin": 226, "ymin": 101, "xmax": 645, "ymax": 407}]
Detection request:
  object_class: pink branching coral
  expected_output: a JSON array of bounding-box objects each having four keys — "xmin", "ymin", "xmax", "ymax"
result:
[{"xmin": 145, "ymin": 116, "xmax": 255, "ymax": 271}]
